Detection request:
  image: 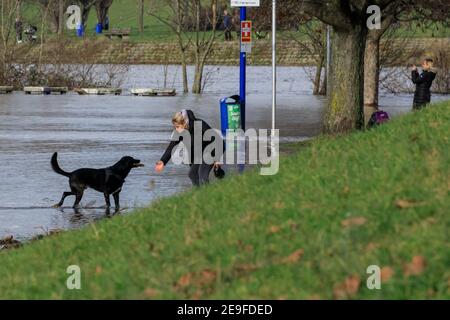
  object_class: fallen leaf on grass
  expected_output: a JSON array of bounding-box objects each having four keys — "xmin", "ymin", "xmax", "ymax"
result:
[
  {"xmin": 288, "ymin": 220, "xmax": 299, "ymax": 231},
  {"xmin": 269, "ymin": 225, "xmax": 281, "ymax": 234},
  {"xmin": 427, "ymin": 289, "xmax": 436, "ymax": 298},
  {"xmin": 143, "ymin": 288, "xmax": 158, "ymax": 298},
  {"xmin": 403, "ymin": 256, "xmax": 426, "ymax": 276},
  {"xmin": 199, "ymin": 269, "xmax": 217, "ymax": 286},
  {"xmin": 177, "ymin": 273, "xmax": 192, "ymax": 288},
  {"xmin": 333, "ymin": 275, "xmax": 361, "ymax": 299},
  {"xmin": 366, "ymin": 242, "xmax": 379, "ymax": 251},
  {"xmin": 395, "ymin": 199, "xmax": 425, "ymax": 209},
  {"xmin": 95, "ymin": 266, "xmax": 102, "ymax": 275},
  {"xmin": 240, "ymin": 211, "xmax": 258, "ymax": 224},
  {"xmin": 274, "ymin": 201, "xmax": 285, "ymax": 209},
  {"xmin": 191, "ymin": 290, "xmax": 203, "ymax": 300},
  {"xmin": 281, "ymin": 249, "xmax": 304, "ymax": 264},
  {"xmin": 237, "ymin": 240, "xmax": 254, "ymax": 253},
  {"xmin": 381, "ymin": 267, "xmax": 395, "ymax": 283},
  {"xmin": 232, "ymin": 263, "xmax": 262, "ymax": 275},
  {"xmin": 176, "ymin": 269, "xmax": 217, "ymax": 289},
  {"xmin": 341, "ymin": 217, "xmax": 367, "ymax": 228}
]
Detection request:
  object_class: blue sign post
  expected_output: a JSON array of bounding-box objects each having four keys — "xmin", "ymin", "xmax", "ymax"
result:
[
  {"xmin": 238, "ymin": 7, "xmax": 247, "ymax": 173},
  {"xmin": 240, "ymin": 6, "xmax": 247, "ymax": 131}
]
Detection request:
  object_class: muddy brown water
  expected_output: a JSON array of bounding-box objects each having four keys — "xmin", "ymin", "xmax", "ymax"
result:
[{"xmin": 0, "ymin": 65, "xmax": 448, "ymax": 241}]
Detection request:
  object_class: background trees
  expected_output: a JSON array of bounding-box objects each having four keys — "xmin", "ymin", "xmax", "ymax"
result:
[
  {"xmin": 148, "ymin": 0, "xmax": 219, "ymax": 94},
  {"xmin": 0, "ymin": 0, "xmax": 20, "ymax": 83},
  {"xmin": 297, "ymin": 0, "xmax": 450, "ymax": 133},
  {"xmin": 95, "ymin": 0, "xmax": 113, "ymax": 29}
]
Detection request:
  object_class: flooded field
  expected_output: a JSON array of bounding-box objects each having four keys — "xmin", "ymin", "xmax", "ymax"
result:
[{"xmin": 0, "ymin": 65, "xmax": 448, "ymax": 241}]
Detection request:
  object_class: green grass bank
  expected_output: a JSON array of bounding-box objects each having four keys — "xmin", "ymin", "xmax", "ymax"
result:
[
  {"xmin": 20, "ymin": 0, "xmax": 450, "ymax": 43},
  {"xmin": 0, "ymin": 101, "xmax": 449, "ymax": 299}
]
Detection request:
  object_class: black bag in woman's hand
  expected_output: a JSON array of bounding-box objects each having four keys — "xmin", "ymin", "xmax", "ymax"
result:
[{"xmin": 214, "ymin": 166, "xmax": 225, "ymax": 179}]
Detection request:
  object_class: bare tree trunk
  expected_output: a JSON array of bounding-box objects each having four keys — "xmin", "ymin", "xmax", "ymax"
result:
[
  {"xmin": 180, "ymin": 47, "xmax": 189, "ymax": 93},
  {"xmin": 192, "ymin": 0, "xmax": 217, "ymax": 94},
  {"xmin": 364, "ymin": 37, "xmax": 380, "ymax": 108},
  {"xmin": 176, "ymin": 0, "xmax": 189, "ymax": 93},
  {"xmin": 192, "ymin": 63, "xmax": 203, "ymax": 94},
  {"xmin": 16, "ymin": 0, "xmax": 22, "ymax": 19},
  {"xmin": 364, "ymin": 14, "xmax": 395, "ymax": 124},
  {"xmin": 325, "ymin": 25, "xmax": 367, "ymax": 133},
  {"xmin": 39, "ymin": 0, "xmax": 53, "ymax": 69},
  {"xmin": 81, "ymin": 7, "xmax": 90, "ymax": 31},
  {"xmin": 138, "ymin": 0, "xmax": 144, "ymax": 33},
  {"xmin": 58, "ymin": 0, "xmax": 64, "ymax": 35},
  {"xmin": 191, "ymin": 0, "xmax": 201, "ymax": 94},
  {"xmin": 313, "ymin": 54, "xmax": 324, "ymax": 95},
  {"xmin": 148, "ymin": 0, "xmax": 191, "ymax": 93},
  {"xmin": 96, "ymin": 0, "xmax": 113, "ymax": 27},
  {"xmin": 1, "ymin": 0, "xmax": 20, "ymax": 82},
  {"xmin": 319, "ymin": 72, "xmax": 327, "ymax": 95}
]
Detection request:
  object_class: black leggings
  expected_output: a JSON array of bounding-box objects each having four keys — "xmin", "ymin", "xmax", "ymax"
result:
[
  {"xmin": 189, "ymin": 163, "xmax": 213, "ymax": 186},
  {"xmin": 224, "ymin": 28, "xmax": 232, "ymax": 41}
]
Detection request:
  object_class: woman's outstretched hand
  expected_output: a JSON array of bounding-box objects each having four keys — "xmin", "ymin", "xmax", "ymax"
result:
[{"xmin": 155, "ymin": 161, "xmax": 165, "ymax": 173}]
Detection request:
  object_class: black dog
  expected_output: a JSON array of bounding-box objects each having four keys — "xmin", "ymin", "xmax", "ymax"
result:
[{"xmin": 51, "ymin": 152, "xmax": 144, "ymax": 210}]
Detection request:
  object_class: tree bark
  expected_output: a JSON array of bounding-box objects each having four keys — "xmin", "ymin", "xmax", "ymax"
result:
[
  {"xmin": 138, "ymin": 0, "xmax": 144, "ymax": 33},
  {"xmin": 191, "ymin": 0, "xmax": 217, "ymax": 94},
  {"xmin": 325, "ymin": 25, "xmax": 367, "ymax": 133},
  {"xmin": 96, "ymin": 0, "xmax": 113, "ymax": 27},
  {"xmin": 319, "ymin": 72, "xmax": 327, "ymax": 96},
  {"xmin": 364, "ymin": 36, "xmax": 380, "ymax": 108},
  {"xmin": 363, "ymin": 13, "xmax": 395, "ymax": 123},
  {"xmin": 58, "ymin": 0, "xmax": 64, "ymax": 35},
  {"xmin": 192, "ymin": 63, "xmax": 204, "ymax": 94},
  {"xmin": 81, "ymin": 7, "xmax": 90, "ymax": 31},
  {"xmin": 180, "ymin": 45, "xmax": 189, "ymax": 94},
  {"xmin": 313, "ymin": 54, "xmax": 324, "ymax": 95},
  {"xmin": 175, "ymin": 0, "xmax": 189, "ymax": 93}
]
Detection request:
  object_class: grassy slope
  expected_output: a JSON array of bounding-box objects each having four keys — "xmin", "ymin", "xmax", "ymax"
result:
[
  {"xmin": 21, "ymin": 0, "xmax": 450, "ymax": 43},
  {"xmin": 0, "ymin": 101, "xmax": 449, "ymax": 299}
]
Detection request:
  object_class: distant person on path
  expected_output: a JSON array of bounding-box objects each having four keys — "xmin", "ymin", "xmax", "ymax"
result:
[
  {"xmin": 155, "ymin": 110, "xmax": 223, "ymax": 186},
  {"xmin": 104, "ymin": 16, "xmax": 110, "ymax": 31},
  {"xmin": 15, "ymin": 18, "xmax": 23, "ymax": 43},
  {"xmin": 223, "ymin": 10, "xmax": 232, "ymax": 41},
  {"xmin": 411, "ymin": 58, "xmax": 437, "ymax": 111}
]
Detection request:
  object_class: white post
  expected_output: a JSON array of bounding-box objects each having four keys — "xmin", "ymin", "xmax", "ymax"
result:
[
  {"xmin": 326, "ymin": 25, "xmax": 331, "ymax": 96},
  {"xmin": 271, "ymin": 0, "xmax": 277, "ymax": 152}
]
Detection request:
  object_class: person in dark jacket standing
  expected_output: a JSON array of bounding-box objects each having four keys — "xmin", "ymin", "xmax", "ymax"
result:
[
  {"xmin": 15, "ymin": 18, "xmax": 23, "ymax": 43},
  {"xmin": 223, "ymin": 10, "xmax": 233, "ymax": 41},
  {"xmin": 411, "ymin": 58, "xmax": 437, "ymax": 110},
  {"xmin": 155, "ymin": 110, "xmax": 223, "ymax": 186}
]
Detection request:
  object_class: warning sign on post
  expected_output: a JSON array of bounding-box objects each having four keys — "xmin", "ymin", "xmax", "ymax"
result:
[
  {"xmin": 241, "ymin": 20, "xmax": 252, "ymax": 53},
  {"xmin": 231, "ymin": 0, "xmax": 260, "ymax": 7}
]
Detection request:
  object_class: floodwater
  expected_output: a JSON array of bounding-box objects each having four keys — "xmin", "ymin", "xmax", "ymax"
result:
[{"xmin": 0, "ymin": 65, "xmax": 448, "ymax": 241}]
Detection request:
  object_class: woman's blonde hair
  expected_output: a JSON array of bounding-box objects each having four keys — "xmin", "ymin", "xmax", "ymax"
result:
[{"xmin": 172, "ymin": 112, "xmax": 186, "ymax": 126}]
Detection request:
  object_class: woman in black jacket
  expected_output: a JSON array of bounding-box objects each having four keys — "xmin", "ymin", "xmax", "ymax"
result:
[
  {"xmin": 411, "ymin": 59, "xmax": 437, "ymax": 110},
  {"xmin": 155, "ymin": 110, "xmax": 223, "ymax": 186}
]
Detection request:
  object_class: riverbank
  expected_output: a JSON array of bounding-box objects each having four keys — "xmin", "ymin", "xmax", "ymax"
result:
[
  {"xmin": 12, "ymin": 37, "xmax": 449, "ymax": 66},
  {"xmin": 0, "ymin": 100, "xmax": 448, "ymax": 299}
]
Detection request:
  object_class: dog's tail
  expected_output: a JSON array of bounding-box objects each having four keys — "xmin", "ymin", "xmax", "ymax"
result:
[{"xmin": 51, "ymin": 152, "xmax": 71, "ymax": 177}]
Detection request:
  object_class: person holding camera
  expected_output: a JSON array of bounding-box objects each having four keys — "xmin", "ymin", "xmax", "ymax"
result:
[{"xmin": 411, "ymin": 58, "xmax": 437, "ymax": 111}]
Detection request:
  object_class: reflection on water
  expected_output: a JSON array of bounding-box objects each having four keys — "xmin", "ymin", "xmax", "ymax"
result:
[{"xmin": 0, "ymin": 65, "xmax": 448, "ymax": 241}]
